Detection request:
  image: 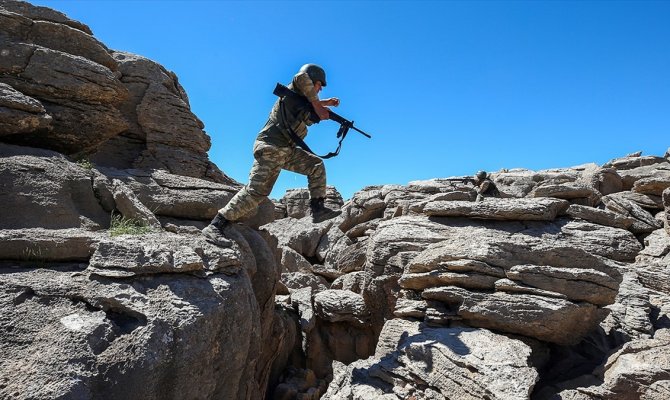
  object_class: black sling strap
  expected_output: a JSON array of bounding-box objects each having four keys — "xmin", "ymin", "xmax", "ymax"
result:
[{"xmin": 277, "ymin": 95, "xmax": 346, "ymax": 160}]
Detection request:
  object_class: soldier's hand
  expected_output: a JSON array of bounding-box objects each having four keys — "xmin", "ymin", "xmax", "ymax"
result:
[
  {"xmin": 312, "ymin": 101, "xmax": 330, "ymax": 120},
  {"xmin": 324, "ymin": 97, "xmax": 340, "ymax": 107}
]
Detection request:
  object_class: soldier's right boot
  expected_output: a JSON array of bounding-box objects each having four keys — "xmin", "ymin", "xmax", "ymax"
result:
[
  {"xmin": 202, "ymin": 213, "xmax": 233, "ymax": 246},
  {"xmin": 310, "ymin": 197, "xmax": 341, "ymax": 223}
]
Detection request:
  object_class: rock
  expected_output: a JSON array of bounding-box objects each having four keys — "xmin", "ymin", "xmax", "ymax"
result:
[
  {"xmin": 579, "ymin": 165, "xmax": 623, "ymax": 196},
  {"xmin": 0, "ymin": 228, "xmax": 96, "ymax": 262},
  {"xmin": 0, "ymin": 0, "xmax": 93, "ymax": 34},
  {"xmin": 337, "ymin": 187, "xmax": 386, "ymax": 233},
  {"xmin": 280, "ymin": 246, "xmax": 315, "ymax": 274},
  {"xmin": 505, "ymin": 264, "xmax": 618, "ymax": 306},
  {"xmin": 88, "ymin": 232, "xmax": 243, "ymax": 277},
  {"xmin": 323, "ymin": 319, "xmax": 539, "ymax": 400},
  {"xmin": 566, "ymin": 204, "xmax": 634, "ymax": 229},
  {"xmin": 313, "ymin": 290, "xmax": 369, "ymax": 324},
  {"xmin": 602, "ymin": 194, "xmax": 664, "ymax": 233},
  {"xmin": 0, "ymin": 266, "xmax": 267, "ymax": 400},
  {"xmin": 611, "ymin": 191, "xmax": 664, "ymax": 210},
  {"xmin": 111, "ymin": 179, "xmax": 161, "ymax": 229},
  {"xmin": 330, "ymin": 271, "xmax": 366, "ymax": 294},
  {"xmin": 282, "ymin": 272, "xmax": 329, "ymax": 292},
  {"xmin": 633, "ymin": 176, "xmax": 670, "ymax": 197},
  {"xmin": 0, "ymin": 82, "xmax": 52, "ymax": 135},
  {"xmin": 423, "ymin": 286, "xmax": 608, "ymax": 345},
  {"xmin": 614, "ymin": 161, "xmax": 670, "ymax": 190},
  {"xmin": 0, "ymin": 43, "xmax": 129, "ymax": 154},
  {"xmin": 603, "ymin": 154, "xmax": 667, "ymax": 170},
  {"xmin": 0, "ymin": 144, "xmax": 109, "ymax": 229},
  {"xmin": 423, "ymin": 197, "xmax": 570, "ymax": 220},
  {"xmin": 263, "ymin": 217, "xmax": 333, "ymax": 259},
  {"xmin": 664, "ymin": 187, "xmax": 670, "ymax": 235},
  {"xmin": 529, "ymin": 181, "xmax": 598, "ymax": 200},
  {"xmin": 281, "ymin": 186, "xmax": 343, "ymax": 219}
]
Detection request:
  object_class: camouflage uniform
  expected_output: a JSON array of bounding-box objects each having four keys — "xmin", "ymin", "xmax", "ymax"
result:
[
  {"xmin": 219, "ymin": 72, "xmax": 326, "ymax": 221},
  {"xmin": 476, "ymin": 178, "xmax": 500, "ymax": 201}
]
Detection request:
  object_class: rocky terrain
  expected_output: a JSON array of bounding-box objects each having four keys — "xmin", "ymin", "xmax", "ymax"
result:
[{"xmin": 1, "ymin": 1, "xmax": 670, "ymax": 399}]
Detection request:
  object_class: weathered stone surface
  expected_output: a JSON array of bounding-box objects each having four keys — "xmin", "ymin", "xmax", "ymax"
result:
[
  {"xmin": 0, "ymin": 0, "xmax": 93, "ymax": 34},
  {"xmin": 0, "ymin": 266, "xmax": 266, "ymax": 400},
  {"xmin": 423, "ymin": 197, "xmax": 570, "ymax": 220},
  {"xmin": 664, "ymin": 187, "xmax": 670, "ymax": 235},
  {"xmin": 610, "ymin": 190, "xmax": 664, "ymax": 210},
  {"xmin": 313, "ymin": 290, "xmax": 369, "ymax": 324},
  {"xmin": 615, "ymin": 161, "xmax": 670, "ymax": 190},
  {"xmin": 111, "ymin": 179, "xmax": 161, "ymax": 229},
  {"xmin": 263, "ymin": 217, "xmax": 333, "ymax": 259},
  {"xmin": 323, "ymin": 319, "xmax": 538, "ymax": 400},
  {"xmin": 0, "ymin": 43, "xmax": 129, "ymax": 154},
  {"xmin": 336, "ymin": 187, "xmax": 386, "ymax": 233},
  {"xmin": 281, "ymin": 272, "xmax": 329, "ymax": 292},
  {"xmin": 603, "ymin": 154, "xmax": 667, "ymax": 171},
  {"xmin": 88, "ymin": 232, "xmax": 242, "ymax": 277},
  {"xmin": 633, "ymin": 176, "xmax": 670, "ymax": 197},
  {"xmin": 505, "ymin": 264, "xmax": 618, "ymax": 306},
  {"xmin": 530, "ymin": 181, "xmax": 598, "ymax": 200},
  {"xmin": 98, "ymin": 167, "xmax": 278, "ymax": 226},
  {"xmin": 423, "ymin": 286, "xmax": 608, "ymax": 345},
  {"xmin": 579, "ymin": 165, "xmax": 623, "ymax": 196},
  {"xmin": 280, "ymin": 246, "xmax": 315, "ymax": 274},
  {"xmin": 0, "ymin": 82, "xmax": 52, "ymax": 135},
  {"xmin": 0, "ymin": 228, "xmax": 96, "ymax": 262},
  {"xmin": 0, "ymin": 144, "xmax": 109, "ymax": 229},
  {"xmin": 602, "ymin": 194, "xmax": 664, "ymax": 233},
  {"xmin": 330, "ymin": 271, "xmax": 366, "ymax": 294},
  {"xmin": 281, "ymin": 186, "xmax": 343, "ymax": 219},
  {"xmin": 566, "ymin": 204, "xmax": 634, "ymax": 229}
]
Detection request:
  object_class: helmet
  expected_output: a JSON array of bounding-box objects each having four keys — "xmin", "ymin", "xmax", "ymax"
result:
[
  {"xmin": 476, "ymin": 170, "xmax": 487, "ymax": 180},
  {"xmin": 299, "ymin": 64, "xmax": 327, "ymax": 87}
]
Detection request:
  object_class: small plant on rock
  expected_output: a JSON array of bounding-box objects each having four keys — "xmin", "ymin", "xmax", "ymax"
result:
[
  {"xmin": 109, "ymin": 213, "xmax": 153, "ymax": 237},
  {"xmin": 75, "ymin": 157, "xmax": 94, "ymax": 170}
]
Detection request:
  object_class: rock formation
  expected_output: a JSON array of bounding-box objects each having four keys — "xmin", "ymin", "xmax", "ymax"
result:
[{"xmin": 2, "ymin": 1, "xmax": 670, "ymax": 400}]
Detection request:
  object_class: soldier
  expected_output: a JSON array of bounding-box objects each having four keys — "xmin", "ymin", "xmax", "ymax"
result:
[
  {"xmin": 203, "ymin": 64, "xmax": 342, "ymax": 243},
  {"xmin": 474, "ymin": 170, "xmax": 500, "ymax": 201}
]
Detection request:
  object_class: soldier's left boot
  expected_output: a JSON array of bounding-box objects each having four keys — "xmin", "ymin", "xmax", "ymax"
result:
[
  {"xmin": 202, "ymin": 213, "xmax": 233, "ymax": 246},
  {"xmin": 310, "ymin": 197, "xmax": 341, "ymax": 223}
]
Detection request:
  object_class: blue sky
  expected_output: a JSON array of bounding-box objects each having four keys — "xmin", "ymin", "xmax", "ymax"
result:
[{"xmin": 32, "ymin": 0, "xmax": 669, "ymax": 200}]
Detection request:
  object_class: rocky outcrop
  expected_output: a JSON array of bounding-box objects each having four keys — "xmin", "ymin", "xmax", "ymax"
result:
[
  {"xmin": 0, "ymin": 0, "xmax": 226, "ymax": 182},
  {"xmin": 2, "ymin": 2, "xmax": 670, "ymax": 400}
]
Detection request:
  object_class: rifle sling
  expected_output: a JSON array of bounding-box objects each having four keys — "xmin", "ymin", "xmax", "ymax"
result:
[{"xmin": 278, "ymin": 97, "xmax": 344, "ymax": 159}]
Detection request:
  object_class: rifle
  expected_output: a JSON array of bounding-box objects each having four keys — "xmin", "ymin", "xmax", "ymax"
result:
[
  {"xmin": 443, "ymin": 177, "xmax": 477, "ymax": 185},
  {"xmin": 273, "ymin": 83, "xmax": 372, "ymax": 158}
]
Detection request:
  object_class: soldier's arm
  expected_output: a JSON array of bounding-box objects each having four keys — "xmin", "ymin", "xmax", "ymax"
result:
[
  {"xmin": 294, "ymin": 72, "xmax": 329, "ymax": 120},
  {"xmin": 478, "ymin": 180, "xmax": 491, "ymax": 193}
]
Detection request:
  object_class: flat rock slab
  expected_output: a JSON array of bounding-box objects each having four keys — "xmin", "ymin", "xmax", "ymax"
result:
[
  {"xmin": 0, "ymin": 228, "xmax": 97, "ymax": 262},
  {"xmin": 89, "ymin": 232, "xmax": 242, "ymax": 277},
  {"xmin": 423, "ymin": 286, "xmax": 608, "ymax": 345},
  {"xmin": 323, "ymin": 319, "xmax": 538, "ymax": 400},
  {"xmin": 423, "ymin": 197, "xmax": 569, "ymax": 220}
]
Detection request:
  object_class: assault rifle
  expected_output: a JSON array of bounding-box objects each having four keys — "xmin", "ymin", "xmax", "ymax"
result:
[
  {"xmin": 443, "ymin": 177, "xmax": 477, "ymax": 185},
  {"xmin": 273, "ymin": 83, "xmax": 372, "ymax": 159}
]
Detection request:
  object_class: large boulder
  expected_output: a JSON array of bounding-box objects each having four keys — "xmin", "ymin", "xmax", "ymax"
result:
[{"xmin": 323, "ymin": 319, "xmax": 539, "ymax": 400}]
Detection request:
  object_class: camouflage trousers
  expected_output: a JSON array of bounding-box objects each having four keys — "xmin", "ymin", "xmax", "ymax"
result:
[{"xmin": 219, "ymin": 140, "xmax": 327, "ymax": 221}]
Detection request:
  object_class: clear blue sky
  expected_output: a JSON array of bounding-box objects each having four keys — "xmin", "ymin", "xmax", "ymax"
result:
[{"xmin": 32, "ymin": 0, "xmax": 669, "ymax": 200}]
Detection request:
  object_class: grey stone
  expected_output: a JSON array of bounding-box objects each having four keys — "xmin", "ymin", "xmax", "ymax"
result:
[
  {"xmin": 323, "ymin": 319, "xmax": 538, "ymax": 400},
  {"xmin": 0, "ymin": 82, "xmax": 52, "ymax": 136},
  {"xmin": 282, "ymin": 272, "xmax": 329, "ymax": 292},
  {"xmin": 566, "ymin": 204, "xmax": 634, "ymax": 229},
  {"xmin": 263, "ymin": 216, "xmax": 333, "ymax": 259},
  {"xmin": 111, "ymin": 179, "xmax": 161, "ymax": 229},
  {"xmin": 423, "ymin": 197, "xmax": 570, "ymax": 220},
  {"xmin": 281, "ymin": 186, "xmax": 343, "ymax": 219},
  {"xmin": 0, "ymin": 228, "xmax": 96, "ymax": 262},
  {"xmin": 423, "ymin": 286, "xmax": 608, "ymax": 345},
  {"xmin": 313, "ymin": 290, "xmax": 369, "ymax": 324},
  {"xmin": 602, "ymin": 194, "xmax": 664, "ymax": 233},
  {"xmin": 330, "ymin": 271, "xmax": 366, "ymax": 294}
]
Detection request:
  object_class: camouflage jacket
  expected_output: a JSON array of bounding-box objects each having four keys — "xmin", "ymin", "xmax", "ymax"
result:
[{"xmin": 256, "ymin": 71, "xmax": 319, "ymax": 147}]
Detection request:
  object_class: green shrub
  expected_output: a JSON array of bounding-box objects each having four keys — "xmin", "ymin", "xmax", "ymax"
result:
[{"xmin": 109, "ymin": 213, "xmax": 152, "ymax": 237}]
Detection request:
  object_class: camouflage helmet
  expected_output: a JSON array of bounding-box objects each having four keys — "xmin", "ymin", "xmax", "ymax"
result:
[
  {"xmin": 476, "ymin": 170, "xmax": 488, "ymax": 180},
  {"xmin": 299, "ymin": 64, "xmax": 327, "ymax": 87}
]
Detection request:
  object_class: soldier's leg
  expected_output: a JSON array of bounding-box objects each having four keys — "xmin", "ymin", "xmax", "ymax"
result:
[
  {"xmin": 219, "ymin": 143, "xmax": 290, "ymax": 221},
  {"xmin": 283, "ymin": 147, "xmax": 327, "ymax": 199}
]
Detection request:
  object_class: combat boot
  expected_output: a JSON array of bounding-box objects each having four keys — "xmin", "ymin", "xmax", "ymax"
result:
[
  {"xmin": 202, "ymin": 213, "xmax": 233, "ymax": 246},
  {"xmin": 310, "ymin": 197, "xmax": 341, "ymax": 223}
]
